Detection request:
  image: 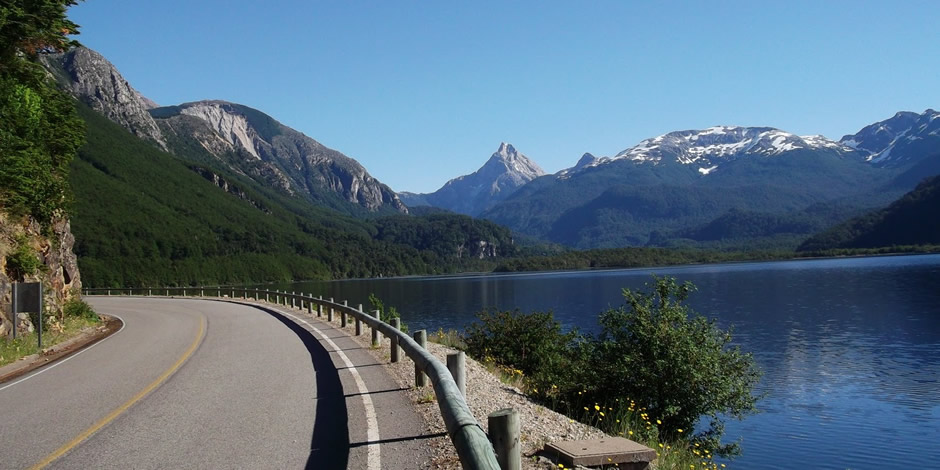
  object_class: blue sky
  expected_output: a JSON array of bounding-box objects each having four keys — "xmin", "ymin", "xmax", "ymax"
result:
[{"xmin": 69, "ymin": 1, "xmax": 939, "ymax": 193}]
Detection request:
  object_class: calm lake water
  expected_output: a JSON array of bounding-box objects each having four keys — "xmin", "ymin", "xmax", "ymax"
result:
[{"xmin": 272, "ymin": 254, "xmax": 940, "ymax": 470}]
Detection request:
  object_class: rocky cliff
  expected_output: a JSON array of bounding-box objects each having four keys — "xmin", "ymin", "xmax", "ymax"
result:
[
  {"xmin": 0, "ymin": 214, "xmax": 82, "ymax": 337},
  {"xmin": 41, "ymin": 47, "xmax": 406, "ymax": 215},
  {"xmin": 41, "ymin": 47, "xmax": 166, "ymax": 150},
  {"xmin": 153, "ymin": 101, "xmax": 407, "ymax": 213}
]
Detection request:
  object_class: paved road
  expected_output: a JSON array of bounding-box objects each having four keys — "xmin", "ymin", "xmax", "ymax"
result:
[{"xmin": 0, "ymin": 297, "xmax": 431, "ymax": 469}]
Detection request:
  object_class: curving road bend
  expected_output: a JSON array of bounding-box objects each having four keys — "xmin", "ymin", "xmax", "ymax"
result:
[{"xmin": 0, "ymin": 297, "xmax": 430, "ymax": 469}]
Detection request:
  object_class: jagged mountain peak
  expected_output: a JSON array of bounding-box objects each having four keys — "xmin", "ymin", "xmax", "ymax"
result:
[
  {"xmin": 399, "ymin": 143, "xmax": 545, "ymax": 216},
  {"xmin": 560, "ymin": 126, "xmax": 853, "ymax": 178},
  {"xmin": 840, "ymin": 109, "xmax": 940, "ymax": 167}
]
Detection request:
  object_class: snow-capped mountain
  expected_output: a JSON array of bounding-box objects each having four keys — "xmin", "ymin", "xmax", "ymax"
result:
[
  {"xmin": 840, "ymin": 109, "xmax": 940, "ymax": 167},
  {"xmin": 568, "ymin": 126, "xmax": 854, "ymax": 177},
  {"xmin": 400, "ymin": 143, "xmax": 546, "ymax": 216}
]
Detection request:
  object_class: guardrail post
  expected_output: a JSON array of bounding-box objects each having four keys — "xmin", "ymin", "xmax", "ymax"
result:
[
  {"xmin": 447, "ymin": 351, "xmax": 466, "ymax": 398},
  {"xmin": 488, "ymin": 408, "xmax": 520, "ymax": 470},
  {"xmin": 166, "ymin": 289, "xmax": 169, "ymax": 296},
  {"xmin": 390, "ymin": 318, "xmax": 401, "ymax": 363},
  {"xmin": 107, "ymin": 289, "xmax": 111, "ymax": 296},
  {"xmin": 148, "ymin": 288, "xmax": 152, "ymax": 296},
  {"xmin": 341, "ymin": 300, "xmax": 348, "ymax": 327},
  {"xmin": 355, "ymin": 304, "xmax": 363, "ymax": 335},
  {"xmin": 414, "ymin": 329, "xmax": 427, "ymax": 387},
  {"xmin": 316, "ymin": 302, "xmax": 321, "ymax": 317},
  {"xmin": 200, "ymin": 289, "xmax": 204, "ymax": 297},
  {"xmin": 307, "ymin": 296, "xmax": 313, "ymax": 314},
  {"xmin": 291, "ymin": 291, "xmax": 296, "ymax": 309},
  {"xmin": 371, "ymin": 310, "xmax": 381, "ymax": 347},
  {"xmin": 327, "ymin": 304, "xmax": 334, "ymax": 322}
]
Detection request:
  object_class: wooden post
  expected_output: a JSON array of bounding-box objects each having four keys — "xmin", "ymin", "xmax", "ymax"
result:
[
  {"xmin": 328, "ymin": 305, "xmax": 333, "ymax": 322},
  {"xmin": 371, "ymin": 310, "xmax": 381, "ymax": 347},
  {"xmin": 390, "ymin": 318, "xmax": 401, "ymax": 363},
  {"xmin": 316, "ymin": 303, "xmax": 321, "ymax": 318},
  {"xmin": 306, "ymin": 296, "xmax": 312, "ymax": 314},
  {"xmin": 107, "ymin": 289, "xmax": 111, "ymax": 296},
  {"xmin": 488, "ymin": 408, "xmax": 520, "ymax": 470},
  {"xmin": 291, "ymin": 291, "xmax": 296, "ymax": 309},
  {"xmin": 355, "ymin": 304, "xmax": 363, "ymax": 335},
  {"xmin": 448, "ymin": 351, "xmax": 466, "ymax": 398},
  {"xmin": 341, "ymin": 300, "xmax": 348, "ymax": 327},
  {"xmin": 166, "ymin": 289, "xmax": 169, "ymax": 296},
  {"xmin": 414, "ymin": 329, "xmax": 427, "ymax": 387}
]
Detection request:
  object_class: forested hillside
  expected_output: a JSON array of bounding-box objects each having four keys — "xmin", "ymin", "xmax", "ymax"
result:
[
  {"xmin": 798, "ymin": 175, "xmax": 940, "ymax": 251},
  {"xmin": 70, "ymin": 104, "xmax": 515, "ymax": 287}
]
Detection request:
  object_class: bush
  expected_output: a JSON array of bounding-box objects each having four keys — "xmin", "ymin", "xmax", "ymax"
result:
[
  {"xmin": 591, "ymin": 277, "xmax": 761, "ymax": 456},
  {"xmin": 63, "ymin": 296, "xmax": 98, "ymax": 321},
  {"xmin": 5, "ymin": 234, "xmax": 42, "ymax": 279},
  {"xmin": 368, "ymin": 293, "xmax": 407, "ymax": 333},
  {"xmin": 462, "ymin": 276, "xmax": 761, "ymax": 458},
  {"xmin": 465, "ymin": 309, "xmax": 580, "ymax": 388}
]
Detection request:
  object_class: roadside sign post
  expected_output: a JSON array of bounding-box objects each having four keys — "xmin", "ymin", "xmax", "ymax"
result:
[{"xmin": 11, "ymin": 282, "xmax": 43, "ymax": 348}]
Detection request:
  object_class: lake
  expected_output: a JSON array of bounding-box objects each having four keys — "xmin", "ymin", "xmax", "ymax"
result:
[{"xmin": 271, "ymin": 254, "xmax": 940, "ymax": 470}]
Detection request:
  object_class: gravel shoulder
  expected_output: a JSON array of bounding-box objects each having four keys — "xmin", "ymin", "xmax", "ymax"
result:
[{"xmin": 323, "ymin": 315, "xmax": 609, "ymax": 469}]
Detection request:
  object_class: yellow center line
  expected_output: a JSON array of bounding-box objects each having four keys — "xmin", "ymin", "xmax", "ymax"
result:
[{"xmin": 30, "ymin": 315, "xmax": 207, "ymax": 470}]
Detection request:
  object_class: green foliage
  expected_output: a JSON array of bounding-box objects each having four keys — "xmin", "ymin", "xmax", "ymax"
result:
[
  {"xmin": 63, "ymin": 295, "xmax": 97, "ymax": 320},
  {"xmin": 374, "ymin": 213, "xmax": 517, "ymax": 259},
  {"xmin": 0, "ymin": 1, "xmax": 85, "ymax": 225},
  {"xmin": 799, "ymin": 174, "xmax": 940, "ymax": 251},
  {"xmin": 368, "ymin": 293, "xmax": 407, "ymax": 332},
  {"xmin": 5, "ymin": 234, "xmax": 41, "ymax": 279},
  {"xmin": 465, "ymin": 309, "xmax": 581, "ymax": 389},
  {"xmin": 590, "ymin": 277, "xmax": 761, "ymax": 456},
  {"xmin": 464, "ymin": 277, "xmax": 761, "ymax": 458}
]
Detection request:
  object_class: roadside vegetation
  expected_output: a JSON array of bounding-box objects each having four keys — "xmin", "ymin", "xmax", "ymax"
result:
[
  {"xmin": 460, "ymin": 277, "xmax": 761, "ymax": 469},
  {"xmin": 0, "ymin": 296, "xmax": 99, "ymax": 367}
]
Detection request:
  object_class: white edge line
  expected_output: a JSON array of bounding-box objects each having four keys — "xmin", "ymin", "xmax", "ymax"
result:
[
  {"xmin": 0, "ymin": 314, "xmax": 127, "ymax": 393},
  {"xmin": 276, "ymin": 308, "xmax": 382, "ymax": 470}
]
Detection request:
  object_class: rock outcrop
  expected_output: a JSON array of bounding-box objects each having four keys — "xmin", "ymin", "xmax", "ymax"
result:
[
  {"xmin": 0, "ymin": 214, "xmax": 82, "ymax": 337},
  {"xmin": 41, "ymin": 47, "xmax": 166, "ymax": 150},
  {"xmin": 153, "ymin": 101, "xmax": 407, "ymax": 213}
]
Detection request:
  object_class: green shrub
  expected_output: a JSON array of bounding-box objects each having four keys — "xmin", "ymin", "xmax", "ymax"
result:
[
  {"xmin": 63, "ymin": 296, "xmax": 98, "ymax": 321},
  {"xmin": 463, "ymin": 276, "xmax": 761, "ymax": 458},
  {"xmin": 5, "ymin": 235, "xmax": 42, "ymax": 279},
  {"xmin": 368, "ymin": 293, "xmax": 408, "ymax": 333}
]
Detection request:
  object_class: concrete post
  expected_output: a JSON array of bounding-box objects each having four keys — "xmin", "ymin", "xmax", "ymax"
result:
[
  {"xmin": 488, "ymin": 408, "xmax": 521, "ymax": 470},
  {"xmin": 355, "ymin": 304, "xmax": 363, "ymax": 335},
  {"xmin": 200, "ymin": 289, "xmax": 203, "ymax": 297},
  {"xmin": 447, "ymin": 351, "xmax": 467, "ymax": 398},
  {"xmin": 341, "ymin": 300, "xmax": 348, "ymax": 328},
  {"xmin": 148, "ymin": 289, "xmax": 152, "ymax": 296},
  {"xmin": 390, "ymin": 318, "xmax": 401, "ymax": 363},
  {"xmin": 231, "ymin": 289, "xmax": 235, "ymax": 299},
  {"xmin": 291, "ymin": 291, "xmax": 296, "ymax": 309},
  {"xmin": 414, "ymin": 329, "xmax": 428, "ymax": 387},
  {"xmin": 371, "ymin": 310, "xmax": 381, "ymax": 347},
  {"xmin": 107, "ymin": 289, "xmax": 111, "ymax": 296},
  {"xmin": 307, "ymin": 296, "xmax": 313, "ymax": 314},
  {"xmin": 166, "ymin": 289, "xmax": 169, "ymax": 296}
]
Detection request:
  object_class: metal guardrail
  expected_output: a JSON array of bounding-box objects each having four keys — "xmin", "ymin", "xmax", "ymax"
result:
[{"xmin": 84, "ymin": 287, "xmax": 501, "ymax": 470}]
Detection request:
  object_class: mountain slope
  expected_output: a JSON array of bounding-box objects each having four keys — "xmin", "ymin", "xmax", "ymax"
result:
[
  {"xmin": 798, "ymin": 175, "xmax": 940, "ymax": 251},
  {"xmin": 43, "ymin": 47, "xmax": 405, "ymax": 215},
  {"xmin": 151, "ymin": 100, "xmax": 407, "ymax": 215},
  {"xmin": 400, "ymin": 143, "xmax": 545, "ymax": 215},
  {"xmin": 840, "ymin": 109, "xmax": 940, "ymax": 167}
]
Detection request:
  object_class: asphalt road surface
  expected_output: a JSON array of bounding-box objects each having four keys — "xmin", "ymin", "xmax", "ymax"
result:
[{"xmin": 0, "ymin": 297, "xmax": 432, "ymax": 469}]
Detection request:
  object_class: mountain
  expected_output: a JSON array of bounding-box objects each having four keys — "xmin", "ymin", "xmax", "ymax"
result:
[
  {"xmin": 41, "ymin": 47, "xmax": 166, "ymax": 149},
  {"xmin": 840, "ymin": 109, "xmax": 940, "ymax": 167},
  {"xmin": 798, "ymin": 174, "xmax": 940, "ymax": 251},
  {"xmin": 151, "ymin": 100, "xmax": 407, "ymax": 214},
  {"xmin": 400, "ymin": 143, "xmax": 545, "ymax": 216},
  {"xmin": 42, "ymin": 47, "xmax": 405, "ymax": 215},
  {"xmin": 482, "ymin": 126, "xmax": 902, "ymax": 248}
]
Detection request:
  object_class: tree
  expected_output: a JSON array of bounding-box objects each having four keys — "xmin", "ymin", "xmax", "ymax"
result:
[
  {"xmin": 592, "ymin": 276, "xmax": 761, "ymax": 456},
  {"xmin": 0, "ymin": 0, "xmax": 84, "ymax": 225}
]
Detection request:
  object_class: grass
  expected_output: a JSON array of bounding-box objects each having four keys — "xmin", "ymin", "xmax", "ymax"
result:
[
  {"xmin": 427, "ymin": 327, "xmax": 467, "ymax": 349},
  {"xmin": 539, "ymin": 391, "xmax": 728, "ymax": 470},
  {"xmin": 0, "ymin": 315, "xmax": 100, "ymax": 367}
]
